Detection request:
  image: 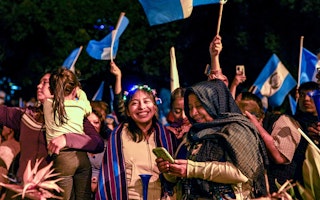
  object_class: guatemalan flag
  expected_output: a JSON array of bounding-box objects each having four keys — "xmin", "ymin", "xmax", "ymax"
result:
[
  {"xmin": 288, "ymin": 94, "xmax": 297, "ymax": 115},
  {"xmin": 139, "ymin": 0, "xmax": 220, "ymax": 26},
  {"xmin": 300, "ymin": 48, "xmax": 318, "ymax": 85},
  {"xmin": 62, "ymin": 46, "xmax": 83, "ymax": 72},
  {"xmin": 109, "ymin": 85, "xmax": 114, "ymax": 112},
  {"xmin": 86, "ymin": 14, "xmax": 129, "ymax": 60},
  {"xmin": 92, "ymin": 81, "xmax": 105, "ymax": 101},
  {"xmin": 252, "ymin": 54, "xmax": 297, "ymax": 107}
]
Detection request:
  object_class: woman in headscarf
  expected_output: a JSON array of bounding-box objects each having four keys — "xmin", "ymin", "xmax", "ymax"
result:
[{"xmin": 157, "ymin": 79, "xmax": 268, "ymax": 200}]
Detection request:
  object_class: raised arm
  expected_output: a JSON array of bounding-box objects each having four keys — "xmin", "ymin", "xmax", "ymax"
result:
[
  {"xmin": 109, "ymin": 61, "xmax": 126, "ymax": 122},
  {"xmin": 110, "ymin": 61, "xmax": 122, "ymax": 95},
  {"xmin": 0, "ymin": 105, "xmax": 24, "ymax": 131},
  {"xmin": 208, "ymin": 35, "xmax": 229, "ymax": 86},
  {"xmin": 209, "ymin": 35, "xmax": 222, "ymax": 73},
  {"xmin": 245, "ymin": 111, "xmax": 297, "ymax": 164},
  {"xmin": 229, "ymin": 73, "xmax": 246, "ymax": 99}
]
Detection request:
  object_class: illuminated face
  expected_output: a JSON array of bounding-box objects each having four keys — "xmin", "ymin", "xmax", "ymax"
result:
[
  {"xmin": 126, "ymin": 90, "xmax": 157, "ymax": 125},
  {"xmin": 171, "ymin": 97, "xmax": 185, "ymax": 121},
  {"xmin": 188, "ymin": 93, "xmax": 214, "ymax": 123},
  {"xmin": 37, "ymin": 73, "xmax": 52, "ymax": 103},
  {"xmin": 87, "ymin": 112, "xmax": 101, "ymax": 132},
  {"xmin": 298, "ymin": 90, "xmax": 317, "ymax": 116}
]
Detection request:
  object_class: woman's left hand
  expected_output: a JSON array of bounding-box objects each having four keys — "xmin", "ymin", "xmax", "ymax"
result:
[{"xmin": 47, "ymin": 135, "xmax": 67, "ymax": 154}]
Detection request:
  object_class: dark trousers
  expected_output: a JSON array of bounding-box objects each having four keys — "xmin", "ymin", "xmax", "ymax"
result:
[{"xmin": 53, "ymin": 151, "xmax": 92, "ymax": 200}]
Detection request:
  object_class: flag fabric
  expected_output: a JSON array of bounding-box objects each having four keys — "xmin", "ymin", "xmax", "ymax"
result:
[
  {"xmin": 62, "ymin": 46, "xmax": 83, "ymax": 72},
  {"xmin": 252, "ymin": 54, "xmax": 297, "ymax": 107},
  {"xmin": 109, "ymin": 85, "xmax": 114, "ymax": 112},
  {"xmin": 300, "ymin": 48, "xmax": 318, "ymax": 85},
  {"xmin": 170, "ymin": 47, "xmax": 180, "ymax": 92},
  {"xmin": 19, "ymin": 97, "xmax": 24, "ymax": 108},
  {"xmin": 86, "ymin": 15, "xmax": 129, "ymax": 60},
  {"xmin": 139, "ymin": 0, "xmax": 220, "ymax": 26},
  {"xmin": 92, "ymin": 81, "xmax": 105, "ymax": 101},
  {"xmin": 288, "ymin": 94, "xmax": 297, "ymax": 115},
  {"xmin": 249, "ymin": 86, "xmax": 268, "ymax": 111}
]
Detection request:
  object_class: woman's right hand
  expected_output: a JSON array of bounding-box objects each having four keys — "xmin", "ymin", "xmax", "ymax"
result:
[
  {"xmin": 168, "ymin": 159, "xmax": 188, "ymax": 178},
  {"xmin": 209, "ymin": 35, "xmax": 222, "ymax": 57},
  {"xmin": 156, "ymin": 158, "xmax": 188, "ymax": 178},
  {"xmin": 110, "ymin": 61, "xmax": 121, "ymax": 78},
  {"xmin": 245, "ymin": 111, "xmax": 261, "ymax": 127}
]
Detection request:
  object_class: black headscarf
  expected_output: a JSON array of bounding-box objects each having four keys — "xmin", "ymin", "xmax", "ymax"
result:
[
  {"xmin": 184, "ymin": 79, "xmax": 241, "ymax": 123},
  {"xmin": 184, "ymin": 79, "xmax": 268, "ymax": 196}
]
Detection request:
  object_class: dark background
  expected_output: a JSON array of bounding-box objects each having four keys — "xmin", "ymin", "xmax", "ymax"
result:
[{"xmin": 0, "ymin": 0, "xmax": 319, "ymax": 107}]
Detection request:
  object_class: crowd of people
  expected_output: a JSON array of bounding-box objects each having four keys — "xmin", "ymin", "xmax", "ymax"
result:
[{"xmin": 0, "ymin": 34, "xmax": 319, "ymax": 200}]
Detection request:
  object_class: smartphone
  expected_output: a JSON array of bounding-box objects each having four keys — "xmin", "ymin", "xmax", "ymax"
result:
[
  {"xmin": 236, "ymin": 65, "xmax": 245, "ymax": 75},
  {"xmin": 152, "ymin": 147, "xmax": 174, "ymax": 163}
]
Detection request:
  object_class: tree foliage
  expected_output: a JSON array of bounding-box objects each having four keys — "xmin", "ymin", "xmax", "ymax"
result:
[
  {"xmin": 0, "ymin": 0, "xmax": 181, "ymax": 99},
  {"xmin": 0, "ymin": 0, "xmax": 320, "ymax": 103}
]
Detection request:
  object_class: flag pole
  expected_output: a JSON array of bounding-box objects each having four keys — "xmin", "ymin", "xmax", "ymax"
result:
[
  {"xmin": 110, "ymin": 30, "xmax": 116, "ymax": 63},
  {"xmin": 216, "ymin": 0, "xmax": 227, "ymax": 35},
  {"xmin": 70, "ymin": 46, "xmax": 83, "ymax": 73},
  {"xmin": 298, "ymin": 128, "xmax": 320, "ymax": 154},
  {"xmin": 115, "ymin": 12, "xmax": 126, "ymax": 30},
  {"xmin": 170, "ymin": 46, "xmax": 180, "ymax": 92},
  {"xmin": 248, "ymin": 85, "xmax": 255, "ymax": 93},
  {"xmin": 111, "ymin": 12, "xmax": 126, "ymax": 62},
  {"xmin": 297, "ymin": 36, "xmax": 304, "ymax": 89}
]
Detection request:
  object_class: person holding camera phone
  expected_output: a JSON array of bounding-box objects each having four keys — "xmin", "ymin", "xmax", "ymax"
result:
[
  {"xmin": 230, "ymin": 65, "xmax": 247, "ymax": 99},
  {"xmin": 156, "ymin": 79, "xmax": 268, "ymax": 199}
]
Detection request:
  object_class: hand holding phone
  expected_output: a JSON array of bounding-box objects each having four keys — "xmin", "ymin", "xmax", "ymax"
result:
[
  {"xmin": 236, "ymin": 65, "xmax": 245, "ymax": 76},
  {"xmin": 152, "ymin": 147, "xmax": 174, "ymax": 163}
]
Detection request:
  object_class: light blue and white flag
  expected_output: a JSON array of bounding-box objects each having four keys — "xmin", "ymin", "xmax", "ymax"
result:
[
  {"xmin": 288, "ymin": 94, "xmax": 297, "ymax": 115},
  {"xmin": 252, "ymin": 54, "xmax": 297, "ymax": 107},
  {"xmin": 109, "ymin": 85, "xmax": 114, "ymax": 112},
  {"xmin": 19, "ymin": 97, "xmax": 24, "ymax": 108},
  {"xmin": 86, "ymin": 14, "xmax": 129, "ymax": 60},
  {"xmin": 139, "ymin": 0, "xmax": 220, "ymax": 26},
  {"xmin": 62, "ymin": 46, "xmax": 83, "ymax": 72},
  {"xmin": 92, "ymin": 81, "xmax": 105, "ymax": 101},
  {"xmin": 300, "ymin": 48, "xmax": 318, "ymax": 85}
]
